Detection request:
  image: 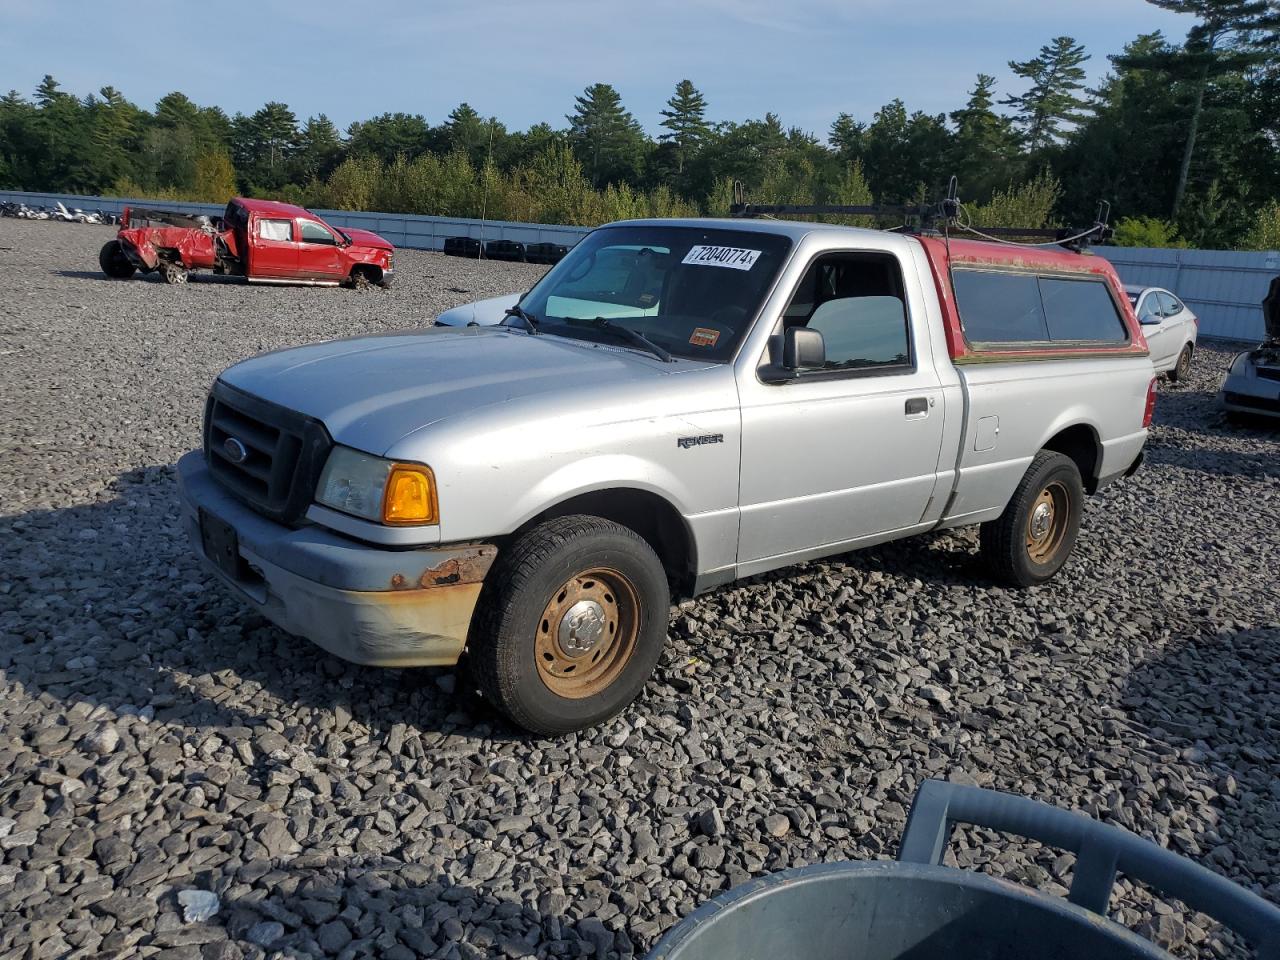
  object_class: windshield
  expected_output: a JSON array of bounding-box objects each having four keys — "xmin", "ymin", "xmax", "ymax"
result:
[{"xmin": 518, "ymin": 225, "xmax": 792, "ymax": 362}]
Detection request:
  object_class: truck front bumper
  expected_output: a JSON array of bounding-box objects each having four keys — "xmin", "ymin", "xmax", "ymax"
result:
[{"xmin": 176, "ymin": 451, "xmax": 496, "ymax": 667}]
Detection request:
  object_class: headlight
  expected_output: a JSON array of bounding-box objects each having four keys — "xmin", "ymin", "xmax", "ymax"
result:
[{"xmin": 315, "ymin": 446, "xmax": 438, "ymax": 525}]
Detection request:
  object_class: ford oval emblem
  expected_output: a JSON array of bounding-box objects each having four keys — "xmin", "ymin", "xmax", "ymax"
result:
[{"xmin": 223, "ymin": 437, "xmax": 248, "ymax": 464}]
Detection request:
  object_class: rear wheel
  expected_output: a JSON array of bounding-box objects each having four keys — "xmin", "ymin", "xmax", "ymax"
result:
[
  {"xmin": 980, "ymin": 451, "xmax": 1084, "ymax": 587},
  {"xmin": 159, "ymin": 261, "xmax": 188, "ymax": 285},
  {"xmin": 1168, "ymin": 344, "xmax": 1193, "ymax": 383},
  {"xmin": 467, "ymin": 515, "xmax": 669, "ymax": 735},
  {"xmin": 98, "ymin": 240, "xmax": 136, "ymax": 279}
]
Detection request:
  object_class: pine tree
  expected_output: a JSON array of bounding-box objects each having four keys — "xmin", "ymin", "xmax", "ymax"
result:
[
  {"xmin": 1003, "ymin": 37, "xmax": 1092, "ymax": 151},
  {"xmin": 566, "ymin": 83, "xmax": 646, "ymax": 186},
  {"xmin": 828, "ymin": 112, "xmax": 865, "ymax": 163},
  {"xmin": 296, "ymin": 114, "xmax": 344, "ymax": 181},
  {"xmin": 659, "ymin": 80, "xmax": 709, "ymax": 174},
  {"xmin": 949, "ymin": 74, "xmax": 1020, "ymax": 201},
  {"xmin": 1120, "ymin": 0, "xmax": 1276, "ymax": 214},
  {"xmin": 35, "ymin": 74, "xmax": 68, "ymax": 107}
]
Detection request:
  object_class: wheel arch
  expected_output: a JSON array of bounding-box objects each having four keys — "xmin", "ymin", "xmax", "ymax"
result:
[
  {"xmin": 509, "ymin": 487, "xmax": 697, "ymax": 596},
  {"xmin": 1041, "ymin": 422, "xmax": 1102, "ymax": 494},
  {"xmin": 349, "ymin": 263, "xmax": 384, "ymax": 285}
]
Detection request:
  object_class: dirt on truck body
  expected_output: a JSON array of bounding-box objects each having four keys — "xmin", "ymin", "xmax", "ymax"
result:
[{"xmin": 98, "ymin": 197, "xmax": 395, "ymax": 288}]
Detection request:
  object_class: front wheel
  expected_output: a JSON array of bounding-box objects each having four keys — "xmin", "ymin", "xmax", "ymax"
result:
[
  {"xmin": 467, "ymin": 515, "xmax": 669, "ymax": 735},
  {"xmin": 99, "ymin": 240, "xmax": 136, "ymax": 279},
  {"xmin": 980, "ymin": 451, "xmax": 1084, "ymax": 587},
  {"xmin": 159, "ymin": 261, "xmax": 188, "ymax": 285}
]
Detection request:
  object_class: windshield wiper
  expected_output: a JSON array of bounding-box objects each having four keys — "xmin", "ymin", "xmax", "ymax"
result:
[
  {"xmin": 504, "ymin": 304, "xmax": 540, "ymax": 335},
  {"xmin": 566, "ymin": 316, "xmax": 673, "ymax": 363}
]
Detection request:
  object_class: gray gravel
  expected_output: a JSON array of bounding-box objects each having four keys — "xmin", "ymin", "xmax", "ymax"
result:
[{"xmin": 1, "ymin": 217, "xmax": 1277, "ymax": 959}]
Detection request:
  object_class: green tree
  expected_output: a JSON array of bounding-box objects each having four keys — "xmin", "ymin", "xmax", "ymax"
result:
[
  {"xmin": 659, "ymin": 80, "xmax": 710, "ymax": 175},
  {"xmin": 966, "ymin": 172, "xmax": 1062, "ymax": 230},
  {"xmin": 862, "ymin": 100, "xmax": 951, "ymax": 202},
  {"xmin": 828, "ymin": 112, "xmax": 865, "ymax": 163},
  {"xmin": 0, "ymin": 90, "xmax": 36, "ymax": 187},
  {"xmin": 345, "ymin": 112, "xmax": 432, "ymax": 163},
  {"xmin": 1121, "ymin": 1, "xmax": 1276, "ymax": 215},
  {"xmin": 1240, "ymin": 199, "xmax": 1280, "ymax": 249},
  {"xmin": 566, "ymin": 83, "xmax": 647, "ymax": 186},
  {"xmin": 294, "ymin": 114, "xmax": 344, "ymax": 182},
  {"xmin": 1112, "ymin": 215, "xmax": 1190, "ymax": 246},
  {"xmin": 443, "ymin": 102, "xmax": 501, "ymax": 168},
  {"xmin": 1057, "ymin": 33, "xmax": 1185, "ymax": 224},
  {"xmin": 244, "ymin": 101, "xmax": 298, "ymax": 189},
  {"xmin": 1003, "ymin": 37, "xmax": 1092, "ymax": 151},
  {"xmin": 191, "ymin": 149, "xmax": 237, "ymax": 202},
  {"xmin": 948, "ymin": 74, "xmax": 1020, "ymax": 202}
]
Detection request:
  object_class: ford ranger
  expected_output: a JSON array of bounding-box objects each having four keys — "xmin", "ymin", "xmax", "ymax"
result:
[
  {"xmin": 99, "ymin": 197, "xmax": 394, "ymax": 288},
  {"xmin": 176, "ymin": 216, "xmax": 1154, "ymax": 734}
]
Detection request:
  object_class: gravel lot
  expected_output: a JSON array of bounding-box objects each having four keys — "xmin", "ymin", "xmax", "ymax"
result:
[{"xmin": 1, "ymin": 217, "xmax": 1277, "ymax": 960}]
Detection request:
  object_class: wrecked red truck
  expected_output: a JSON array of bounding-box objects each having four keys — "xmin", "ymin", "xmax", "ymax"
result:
[{"xmin": 98, "ymin": 197, "xmax": 394, "ymax": 288}]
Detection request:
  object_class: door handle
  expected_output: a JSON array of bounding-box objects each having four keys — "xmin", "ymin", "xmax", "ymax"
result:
[{"xmin": 905, "ymin": 397, "xmax": 929, "ymax": 417}]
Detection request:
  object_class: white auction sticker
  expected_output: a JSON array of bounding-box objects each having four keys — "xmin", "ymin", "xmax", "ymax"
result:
[{"xmin": 681, "ymin": 245, "xmax": 761, "ymax": 270}]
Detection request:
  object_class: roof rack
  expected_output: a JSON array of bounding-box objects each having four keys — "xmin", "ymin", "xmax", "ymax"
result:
[{"xmin": 727, "ymin": 179, "xmax": 1114, "ymax": 253}]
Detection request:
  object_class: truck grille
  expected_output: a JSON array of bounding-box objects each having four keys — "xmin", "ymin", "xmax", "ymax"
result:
[
  {"xmin": 203, "ymin": 381, "xmax": 332, "ymax": 524},
  {"xmin": 1256, "ymin": 366, "xmax": 1280, "ymax": 383}
]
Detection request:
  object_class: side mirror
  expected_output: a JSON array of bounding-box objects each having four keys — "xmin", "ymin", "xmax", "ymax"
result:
[
  {"xmin": 783, "ymin": 327, "xmax": 825, "ymax": 369},
  {"xmin": 760, "ymin": 327, "xmax": 825, "ymax": 383},
  {"xmin": 1139, "ymin": 314, "xmax": 1162, "ymax": 326}
]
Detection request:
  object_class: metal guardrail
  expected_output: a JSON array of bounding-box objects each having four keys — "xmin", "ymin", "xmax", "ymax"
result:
[{"xmin": 4, "ymin": 189, "xmax": 1275, "ymax": 341}]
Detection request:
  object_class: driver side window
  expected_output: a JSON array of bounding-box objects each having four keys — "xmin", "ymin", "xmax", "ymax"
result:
[
  {"xmin": 299, "ymin": 220, "xmax": 337, "ymax": 245},
  {"xmin": 778, "ymin": 252, "xmax": 912, "ymax": 373},
  {"xmin": 1138, "ymin": 294, "xmax": 1162, "ymax": 322}
]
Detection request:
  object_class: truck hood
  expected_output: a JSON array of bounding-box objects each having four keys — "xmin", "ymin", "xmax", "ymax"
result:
[
  {"xmin": 342, "ymin": 227, "xmax": 393, "ymax": 251},
  {"xmin": 217, "ymin": 327, "xmax": 702, "ymax": 455}
]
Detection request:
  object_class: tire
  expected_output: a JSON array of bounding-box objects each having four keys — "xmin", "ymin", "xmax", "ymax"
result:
[
  {"xmin": 1168, "ymin": 344, "xmax": 1193, "ymax": 383},
  {"xmin": 979, "ymin": 451, "xmax": 1085, "ymax": 587},
  {"xmin": 160, "ymin": 262, "xmax": 188, "ymax": 285},
  {"xmin": 98, "ymin": 240, "xmax": 136, "ymax": 279},
  {"xmin": 467, "ymin": 515, "xmax": 670, "ymax": 735}
]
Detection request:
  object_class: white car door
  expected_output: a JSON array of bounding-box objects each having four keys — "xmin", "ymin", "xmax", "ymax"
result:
[
  {"xmin": 1137, "ymin": 292, "xmax": 1173, "ymax": 369},
  {"xmin": 1156, "ymin": 291, "xmax": 1194, "ymax": 358},
  {"xmin": 735, "ymin": 249, "xmax": 946, "ymax": 571}
]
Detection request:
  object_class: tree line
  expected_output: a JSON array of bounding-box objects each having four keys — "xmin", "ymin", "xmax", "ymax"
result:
[{"xmin": 1, "ymin": 0, "xmax": 1277, "ymax": 249}]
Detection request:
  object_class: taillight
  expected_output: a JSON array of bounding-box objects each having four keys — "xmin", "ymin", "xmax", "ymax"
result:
[{"xmin": 1143, "ymin": 377, "xmax": 1157, "ymax": 428}]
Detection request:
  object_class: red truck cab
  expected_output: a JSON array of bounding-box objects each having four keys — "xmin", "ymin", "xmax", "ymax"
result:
[{"xmin": 100, "ymin": 197, "xmax": 394, "ymax": 288}]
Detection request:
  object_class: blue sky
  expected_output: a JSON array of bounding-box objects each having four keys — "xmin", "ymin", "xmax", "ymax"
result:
[{"xmin": 1, "ymin": 0, "xmax": 1192, "ymax": 138}]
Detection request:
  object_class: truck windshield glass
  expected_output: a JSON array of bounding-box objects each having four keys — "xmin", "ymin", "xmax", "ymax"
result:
[{"xmin": 519, "ymin": 226, "xmax": 792, "ymax": 362}]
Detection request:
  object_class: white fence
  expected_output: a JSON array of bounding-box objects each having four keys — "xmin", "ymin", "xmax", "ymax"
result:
[
  {"xmin": 1098, "ymin": 247, "xmax": 1279, "ymax": 342},
  {"xmin": 4, "ymin": 189, "xmax": 1276, "ymax": 341}
]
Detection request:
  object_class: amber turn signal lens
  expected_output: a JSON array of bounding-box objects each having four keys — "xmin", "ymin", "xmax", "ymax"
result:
[{"xmin": 382, "ymin": 465, "xmax": 439, "ymax": 525}]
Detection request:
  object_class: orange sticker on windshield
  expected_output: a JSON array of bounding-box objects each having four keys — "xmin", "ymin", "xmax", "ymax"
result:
[{"xmin": 689, "ymin": 328, "xmax": 720, "ymax": 347}]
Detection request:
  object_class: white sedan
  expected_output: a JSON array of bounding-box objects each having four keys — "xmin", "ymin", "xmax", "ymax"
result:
[
  {"xmin": 1125, "ymin": 285, "xmax": 1198, "ymax": 382},
  {"xmin": 434, "ymin": 293, "xmax": 519, "ymax": 328}
]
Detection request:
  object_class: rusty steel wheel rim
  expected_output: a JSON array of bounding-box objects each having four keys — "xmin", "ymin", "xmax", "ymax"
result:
[
  {"xmin": 535, "ymin": 567, "xmax": 640, "ymax": 700},
  {"xmin": 1025, "ymin": 481, "xmax": 1071, "ymax": 564}
]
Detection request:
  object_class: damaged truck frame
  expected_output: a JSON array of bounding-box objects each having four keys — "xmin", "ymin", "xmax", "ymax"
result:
[{"xmin": 98, "ymin": 197, "xmax": 394, "ymax": 288}]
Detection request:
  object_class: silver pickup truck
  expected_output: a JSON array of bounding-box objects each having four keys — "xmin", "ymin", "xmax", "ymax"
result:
[{"xmin": 177, "ymin": 217, "xmax": 1155, "ymax": 734}]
